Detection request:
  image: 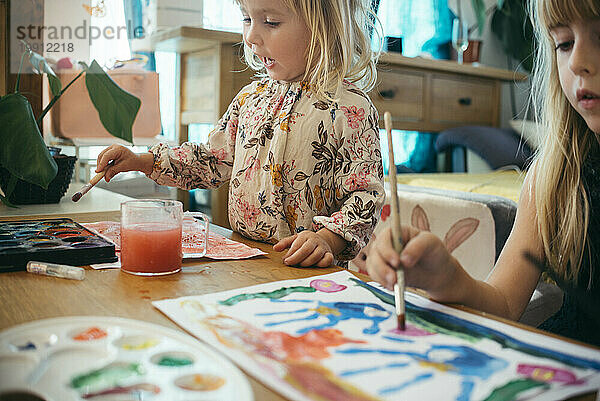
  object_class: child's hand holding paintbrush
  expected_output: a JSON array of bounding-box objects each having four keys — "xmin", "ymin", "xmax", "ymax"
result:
[{"xmin": 72, "ymin": 145, "xmax": 154, "ymax": 202}]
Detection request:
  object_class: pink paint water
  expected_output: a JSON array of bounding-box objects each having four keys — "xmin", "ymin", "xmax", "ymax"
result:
[{"xmin": 121, "ymin": 224, "xmax": 182, "ymax": 275}]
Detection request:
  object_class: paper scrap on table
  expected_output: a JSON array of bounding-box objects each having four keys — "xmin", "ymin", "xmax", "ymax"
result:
[{"xmin": 83, "ymin": 216, "xmax": 266, "ymax": 267}]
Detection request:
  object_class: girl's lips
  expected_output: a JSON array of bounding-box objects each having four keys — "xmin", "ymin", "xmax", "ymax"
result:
[
  {"xmin": 577, "ymin": 89, "xmax": 600, "ymax": 110},
  {"xmin": 262, "ymin": 56, "xmax": 275, "ymax": 69},
  {"xmin": 579, "ymin": 97, "xmax": 600, "ymax": 110}
]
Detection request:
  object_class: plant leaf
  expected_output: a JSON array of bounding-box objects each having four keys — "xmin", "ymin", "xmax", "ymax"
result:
[
  {"xmin": 84, "ymin": 60, "xmax": 140, "ymax": 143},
  {"xmin": 470, "ymin": 0, "xmax": 486, "ymax": 35},
  {"xmin": 490, "ymin": 0, "xmax": 534, "ymax": 72},
  {"xmin": 27, "ymin": 49, "xmax": 62, "ymax": 97},
  {"xmin": 0, "ymin": 94, "xmax": 58, "ymax": 189}
]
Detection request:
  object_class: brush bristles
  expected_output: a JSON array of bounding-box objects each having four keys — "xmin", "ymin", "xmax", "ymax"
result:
[
  {"xmin": 71, "ymin": 192, "xmax": 83, "ymax": 202},
  {"xmin": 397, "ymin": 314, "xmax": 405, "ymax": 331}
]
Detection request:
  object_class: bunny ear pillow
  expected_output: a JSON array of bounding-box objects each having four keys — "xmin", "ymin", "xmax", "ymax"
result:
[
  {"xmin": 351, "ymin": 191, "xmax": 496, "ymax": 282},
  {"xmin": 410, "ymin": 205, "xmax": 479, "ymax": 253}
]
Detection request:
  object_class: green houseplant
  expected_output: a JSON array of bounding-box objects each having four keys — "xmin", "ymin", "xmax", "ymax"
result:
[
  {"xmin": 0, "ymin": 44, "xmax": 141, "ymax": 206},
  {"xmin": 468, "ymin": 0, "xmax": 534, "ymax": 71}
]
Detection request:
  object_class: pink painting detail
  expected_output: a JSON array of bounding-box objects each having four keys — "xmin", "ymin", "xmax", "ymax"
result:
[
  {"xmin": 310, "ymin": 279, "xmax": 347, "ymax": 293},
  {"xmin": 389, "ymin": 325, "xmax": 435, "ymax": 337},
  {"xmin": 517, "ymin": 364, "xmax": 585, "ymax": 385}
]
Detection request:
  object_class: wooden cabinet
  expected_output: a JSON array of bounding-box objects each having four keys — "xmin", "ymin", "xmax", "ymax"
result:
[
  {"xmin": 370, "ymin": 53, "xmax": 527, "ymax": 132},
  {"xmin": 430, "ymin": 74, "xmax": 498, "ymax": 126}
]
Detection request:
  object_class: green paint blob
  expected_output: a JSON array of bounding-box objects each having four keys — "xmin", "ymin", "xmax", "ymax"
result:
[
  {"xmin": 219, "ymin": 286, "xmax": 316, "ymax": 306},
  {"xmin": 70, "ymin": 363, "xmax": 145, "ymax": 390},
  {"xmin": 483, "ymin": 378, "xmax": 548, "ymax": 401},
  {"xmin": 157, "ymin": 356, "xmax": 194, "ymax": 366}
]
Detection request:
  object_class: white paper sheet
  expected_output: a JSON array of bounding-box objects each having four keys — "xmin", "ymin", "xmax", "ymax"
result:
[{"xmin": 153, "ymin": 271, "xmax": 600, "ymax": 401}]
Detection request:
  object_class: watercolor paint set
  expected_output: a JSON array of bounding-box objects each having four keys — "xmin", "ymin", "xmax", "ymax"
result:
[
  {"xmin": 0, "ymin": 218, "xmax": 117, "ymax": 271},
  {"xmin": 0, "ymin": 316, "xmax": 253, "ymax": 401}
]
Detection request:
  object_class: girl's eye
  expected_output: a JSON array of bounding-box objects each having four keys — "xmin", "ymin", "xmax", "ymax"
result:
[
  {"xmin": 555, "ymin": 40, "xmax": 574, "ymax": 52},
  {"xmin": 242, "ymin": 17, "xmax": 251, "ymax": 24},
  {"xmin": 265, "ymin": 20, "xmax": 280, "ymax": 27}
]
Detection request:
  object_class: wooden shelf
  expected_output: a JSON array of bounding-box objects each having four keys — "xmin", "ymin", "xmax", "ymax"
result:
[{"xmin": 378, "ymin": 53, "xmax": 528, "ymax": 82}]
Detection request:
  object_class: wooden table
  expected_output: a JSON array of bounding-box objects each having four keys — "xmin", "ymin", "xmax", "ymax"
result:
[
  {"xmin": 0, "ymin": 221, "xmax": 337, "ymax": 400},
  {"xmin": 0, "ymin": 216, "xmax": 597, "ymax": 400}
]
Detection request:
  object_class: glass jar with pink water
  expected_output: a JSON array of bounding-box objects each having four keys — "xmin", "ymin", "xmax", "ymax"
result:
[{"xmin": 120, "ymin": 199, "xmax": 183, "ymax": 276}]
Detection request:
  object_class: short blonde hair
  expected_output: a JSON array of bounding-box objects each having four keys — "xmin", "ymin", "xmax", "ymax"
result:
[
  {"xmin": 530, "ymin": 0, "xmax": 600, "ymax": 282},
  {"xmin": 237, "ymin": 0, "xmax": 381, "ymax": 102}
]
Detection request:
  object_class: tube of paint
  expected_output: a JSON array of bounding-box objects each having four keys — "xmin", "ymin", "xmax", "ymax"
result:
[{"xmin": 26, "ymin": 261, "xmax": 85, "ymax": 280}]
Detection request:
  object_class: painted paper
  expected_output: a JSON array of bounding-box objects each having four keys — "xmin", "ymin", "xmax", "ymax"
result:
[{"xmin": 153, "ymin": 271, "xmax": 600, "ymax": 401}]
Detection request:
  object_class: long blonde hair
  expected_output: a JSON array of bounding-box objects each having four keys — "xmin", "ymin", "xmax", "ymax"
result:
[
  {"xmin": 530, "ymin": 0, "xmax": 600, "ymax": 283},
  {"xmin": 236, "ymin": 0, "xmax": 381, "ymax": 102}
]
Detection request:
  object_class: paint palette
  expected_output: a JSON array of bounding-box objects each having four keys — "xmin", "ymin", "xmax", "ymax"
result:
[
  {"xmin": 0, "ymin": 219, "xmax": 117, "ymax": 271},
  {"xmin": 0, "ymin": 316, "xmax": 253, "ymax": 401}
]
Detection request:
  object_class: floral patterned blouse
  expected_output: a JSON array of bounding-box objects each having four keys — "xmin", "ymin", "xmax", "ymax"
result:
[{"xmin": 149, "ymin": 78, "xmax": 385, "ymax": 259}]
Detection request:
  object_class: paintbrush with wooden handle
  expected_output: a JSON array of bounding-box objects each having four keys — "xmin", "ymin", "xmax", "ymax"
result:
[
  {"xmin": 71, "ymin": 161, "xmax": 113, "ymax": 202},
  {"xmin": 384, "ymin": 111, "xmax": 406, "ymax": 331}
]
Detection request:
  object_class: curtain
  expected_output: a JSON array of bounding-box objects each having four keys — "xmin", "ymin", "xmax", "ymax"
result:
[
  {"xmin": 122, "ymin": 0, "xmax": 155, "ymax": 71},
  {"xmin": 378, "ymin": 0, "xmax": 453, "ymax": 173},
  {"xmin": 88, "ymin": 0, "xmax": 131, "ymax": 67}
]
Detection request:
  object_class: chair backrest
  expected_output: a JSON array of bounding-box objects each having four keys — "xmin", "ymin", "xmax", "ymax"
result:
[{"xmin": 350, "ymin": 184, "xmax": 518, "ymax": 281}]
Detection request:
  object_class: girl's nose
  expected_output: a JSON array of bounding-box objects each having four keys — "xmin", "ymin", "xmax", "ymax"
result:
[
  {"xmin": 569, "ymin": 40, "xmax": 597, "ymax": 77},
  {"xmin": 244, "ymin": 23, "xmax": 263, "ymax": 49}
]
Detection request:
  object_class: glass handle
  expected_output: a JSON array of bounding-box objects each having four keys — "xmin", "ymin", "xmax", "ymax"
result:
[{"xmin": 187, "ymin": 212, "xmax": 210, "ymax": 258}]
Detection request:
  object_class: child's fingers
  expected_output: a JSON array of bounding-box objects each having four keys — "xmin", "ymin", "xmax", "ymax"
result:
[
  {"xmin": 298, "ymin": 247, "xmax": 327, "ymax": 267},
  {"xmin": 273, "ymin": 234, "xmax": 297, "ymax": 252},
  {"xmin": 372, "ymin": 228, "xmax": 402, "ymax": 269},
  {"xmin": 284, "ymin": 239, "xmax": 317, "ymax": 265},
  {"xmin": 104, "ymin": 161, "xmax": 121, "ymax": 182},
  {"xmin": 366, "ymin": 246, "xmax": 396, "ymax": 290},
  {"xmin": 398, "ymin": 231, "xmax": 439, "ymax": 268},
  {"xmin": 96, "ymin": 145, "xmax": 120, "ymax": 173},
  {"xmin": 315, "ymin": 252, "xmax": 334, "ymax": 268},
  {"xmin": 283, "ymin": 234, "xmax": 307, "ymax": 259}
]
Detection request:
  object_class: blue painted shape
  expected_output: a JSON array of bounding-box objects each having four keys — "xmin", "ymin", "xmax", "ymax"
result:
[
  {"xmin": 256, "ymin": 300, "xmax": 391, "ymax": 335},
  {"xmin": 349, "ymin": 278, "xmax": 600, "ymax": 370},
  {"xmin": 338, "ymin": 344, "xmax": 507, "ymax": 399},
  {"xmin": 382, "ymin": 335, "xmax": 414, "ymax": 344},
  {"xmin": 340, "ymin": 362, "xmax": 409, "ymax": 377},
  {"xmin": 457, "ymin": 379, "xmax": 475, "ymax": 401},
  {"xmin": 378, "ymin": 372, "xmax": 434, "ymax": 396},
  {"xmin": 337, "ymin": 345, "xmax": 508, "ymax": 380}
]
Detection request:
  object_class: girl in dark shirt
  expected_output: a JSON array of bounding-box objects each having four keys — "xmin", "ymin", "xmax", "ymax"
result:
[{"xmin": 365, "ymin": 0, "xmax": 600, "ymax": 347}]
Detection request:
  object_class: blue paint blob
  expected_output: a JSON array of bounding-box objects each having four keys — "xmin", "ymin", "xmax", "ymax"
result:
[
  {"xmin": 381, "ymin": 335, "xmax": 414, "ymax": 344},
  {"xmin": 378, "ymin": 372, "xmax": 434, "ymax": 395},
  {"xmin": 257, "ymin": 300, "xmax": 391, "ymax": 335},
  {"xmin": 340, "ymin": 362, "xmax": 409, "ymax": 377}
]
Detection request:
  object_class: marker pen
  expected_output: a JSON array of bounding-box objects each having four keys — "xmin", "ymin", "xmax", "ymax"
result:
[{"xmin": 26, "ymin": 261, "xmax": 85, "ymax": 280}]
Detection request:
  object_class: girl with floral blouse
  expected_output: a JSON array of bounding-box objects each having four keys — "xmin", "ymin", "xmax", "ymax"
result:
[{"xmin": 96, "ymin": 0, "xmax": 385, "ymax": 268}]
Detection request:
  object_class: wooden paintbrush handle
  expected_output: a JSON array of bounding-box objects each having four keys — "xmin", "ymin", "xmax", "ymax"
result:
[
  {"xmin": 384, "ymin": 112, "xmax": 404, "ymax": 254},
  {"xmin": 89, "ymin": 170, "xmax": 106, "ymax": 187}
]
